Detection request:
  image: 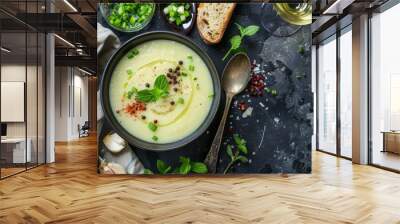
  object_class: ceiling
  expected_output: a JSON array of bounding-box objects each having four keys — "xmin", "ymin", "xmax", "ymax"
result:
[
  {"xmin": 0, "ymin": 0, "xmax": 96, "ymax": 74},
  {"xmin": 312, "ymin": 0, "xmax": 390, "ymax": 44}
]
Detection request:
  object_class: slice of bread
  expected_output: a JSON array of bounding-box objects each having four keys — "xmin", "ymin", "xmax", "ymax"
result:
[{"xmin": 197, "ymin": 3, "xmax": 236, "ymax": 45}]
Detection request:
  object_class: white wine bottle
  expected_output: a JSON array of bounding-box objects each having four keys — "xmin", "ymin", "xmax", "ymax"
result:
[{"xmin": 273, "ymin": 3, "xmax": 312, "ymax": 26}]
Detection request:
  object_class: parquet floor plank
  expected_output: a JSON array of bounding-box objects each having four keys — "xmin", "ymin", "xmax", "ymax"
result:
[{"xmin": 0, "ymin": 135, "xmax": 399, "ymax": 223}]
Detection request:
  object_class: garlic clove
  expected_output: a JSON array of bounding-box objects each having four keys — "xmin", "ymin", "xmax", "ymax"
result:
[
  {"xmin": 100, "ymin": 162, "xmax": 126, "ymax": 174},
  {"xmin": 103, "ymin": 132, "xmax": 127, "ymax": 153}
]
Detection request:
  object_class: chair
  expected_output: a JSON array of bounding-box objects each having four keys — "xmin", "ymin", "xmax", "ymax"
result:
[{"xmin": 79, "ymin": 121, "xmax": 90, "ymax": 138}]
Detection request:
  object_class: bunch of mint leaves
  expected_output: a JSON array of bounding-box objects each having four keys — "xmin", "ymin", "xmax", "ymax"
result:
[
  {"xmin": 222, "ymin": 23, "xmax": 260, "ymax": 61},
  {"xmin": 144, "ymin": 156, "xmax": 208, "ymax": 175},
  {"xmin": 136, "ymin": 75, "xmax": 169, "ymax": 103},
  {"xmin": 224, "ymin": 134, "xmax": 249, "ymax": 174}
]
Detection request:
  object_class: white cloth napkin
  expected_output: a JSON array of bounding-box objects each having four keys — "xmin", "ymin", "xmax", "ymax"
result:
[
  {"xmin": 97, "ymin": 23, "xmax": 144, "ymax": 174},
  {"xmin": 97, "ymin": 23, "xmax": 121, "ymax": 120}
]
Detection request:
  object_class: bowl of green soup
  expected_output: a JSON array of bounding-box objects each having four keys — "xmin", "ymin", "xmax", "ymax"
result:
[{"xmin": 101, "ymin": 31, "xmax": 221, "ymax": 151}]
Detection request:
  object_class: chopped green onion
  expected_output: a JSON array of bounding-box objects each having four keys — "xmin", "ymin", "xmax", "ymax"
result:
[
  {"xmin": 106, "ymin": 3, "xmax": 154, "ymax": 31},
  {"xmin": 163, "ymin": 3, "xmax": 191, "ymax": 26},
  {"xmin": 148, "ymin": 122, "xmax": 158, "ymax": 132},
  {"xmin": 127, "ymin": 87, "xmax": 138, "ymax": 99},
  {"xmin": 127, "ymin": 48, "xmax": 139, "ymax": 59}
]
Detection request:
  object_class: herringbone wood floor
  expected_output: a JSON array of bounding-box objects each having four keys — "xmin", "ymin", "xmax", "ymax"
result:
[{"xmin": 1, "ymin": 135, "xmax": 400, "ymax": 224}]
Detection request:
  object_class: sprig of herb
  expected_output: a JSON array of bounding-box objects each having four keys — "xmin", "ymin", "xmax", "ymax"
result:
[
  {"xmin": 233, "ymin": 134, "xmax": 248, "ymax": 154},
  {"xmin": 223, "ymin": 134, "xmax": 249, "ymax": 174},
  {"xmin": 156, "ymin": 160, "xmax": 172, "ymax": 174},
  {"xmin": 146, "ymin": 157, "xmax": 208, "ymax": 175},
  {"xmin": 223, "ymin": 23, "xmax": 260, "ymax": 61},
  {"xmin": 136, "ymin": 75, "xmax": 169, "ymax": 103}
]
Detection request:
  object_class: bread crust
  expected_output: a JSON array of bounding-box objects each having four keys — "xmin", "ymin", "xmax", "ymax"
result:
[{"xmin": 197, "ymin": 3, "xmax": 236, "ymax": 45}]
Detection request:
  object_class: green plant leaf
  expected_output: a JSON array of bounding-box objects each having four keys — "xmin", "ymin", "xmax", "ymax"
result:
[
  {"xmin": 179, "ymin": 156, "xmax": 190, "ymax": 164},
  {"xmin": 136, "ymin": 89, "xmax": 156, "ymax": 102},
  {"xmin": 237, "ymin": 155, "xmax": 248, "ymax": 163},
  {"xmin": 235, "ymin": 23, "xmax": 244, "ymax": 35},
  {"xmin": 238, "ymin": 144, "xmax": 248, "ymax": 154},
  {"xmin": 179, "ymin": 157, "xmax": 191, "ymax": 174},
  {"xmin": 164, "ymin": 166, "xmax": 172, "ymax": 174},
  {"xmin": 156, "ymin": 160, "xmax": 171, "ymax": 174},
  {"xmin": 241, "ymin": 25, "xmax": 260, "ymax": 37},
  {"xmin": 226, "ymin": 145, "xmax": 234, "ymax": 160},
  {"xmin": 154, "ymin": 74, "xmax": 169, "ymax": 91},
  {"xmin": 230, "ymin": 35, "xmax": 242, "ymax": 50},
  {"xmin": 143, "ymin": 169, "xmax": 154, "ymax": 174},
  {"xmin": 151, "ymin": 88, "xmax": 168, "ymax": 99},
  {"xmin": 233, "ymin": 134, "xmax": 243, "ymax": 145},
  {"xmin": 179, "ymin": 162, "xmax": 191, "ymax": 174},
  {"xmin": 233, "ymin": 134, "xmax": 248, "ymax": 154},
  {"xmin": 191, "ymin": 162, "xmax": 208, "ymax": 174}
]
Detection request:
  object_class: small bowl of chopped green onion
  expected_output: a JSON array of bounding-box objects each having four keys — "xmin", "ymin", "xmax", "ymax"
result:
[
  {"xmin": 162, "ymin": 3, "xmax": 196, "ymax": 34},
  {"xmin": 100, "ymin": 3, "xmax": 156, "ymax": 33}
]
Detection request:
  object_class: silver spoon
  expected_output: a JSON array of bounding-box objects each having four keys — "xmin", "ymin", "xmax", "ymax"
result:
[{"xmin": 204, "ymin": 53, "xmax": 251, "ymax": 173}]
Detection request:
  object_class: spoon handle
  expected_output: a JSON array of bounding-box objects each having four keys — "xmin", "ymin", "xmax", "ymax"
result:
[{"xmin": 204, "ymin": 93, "xmax": 234, "ymax": 173}]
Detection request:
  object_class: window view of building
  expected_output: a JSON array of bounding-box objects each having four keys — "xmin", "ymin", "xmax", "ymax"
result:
[
  {"xmin": 371, "ymin": 3, "xmax": 400, "ymax": 171},
  {"xmin": 339, "ymin": 27, "xmax": 352, "ymax": 159},
  {"xmin": 317, "ymin": 36, "xmax": 337, "ymax": 155}
]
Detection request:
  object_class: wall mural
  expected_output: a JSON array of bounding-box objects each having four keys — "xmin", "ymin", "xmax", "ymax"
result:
[{"xmin": 97, "ymin": 3, "xmax": 313, "ymax": 175}]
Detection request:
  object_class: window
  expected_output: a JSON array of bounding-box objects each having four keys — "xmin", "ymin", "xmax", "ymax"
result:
[
  {"xmin": 339, "ymin": 27, "xmax": 352, "ymax": 158},
  {"xmin": 317, "ymin": 36, "xmax": 337, "ymax": 154},
  {"xmin": 370, "ymin": 3, "xmax": 400, "ymax": 171}
]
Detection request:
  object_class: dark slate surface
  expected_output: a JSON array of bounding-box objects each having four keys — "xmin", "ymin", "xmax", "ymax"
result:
[{"xmin": 98, "ymin": 3, "xmax": 312, "ymax": 174}]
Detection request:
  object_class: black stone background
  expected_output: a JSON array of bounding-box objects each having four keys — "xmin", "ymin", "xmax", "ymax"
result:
[{"xmin": 98, "ymin": 3, "xmax": 313, "ymax": 174}]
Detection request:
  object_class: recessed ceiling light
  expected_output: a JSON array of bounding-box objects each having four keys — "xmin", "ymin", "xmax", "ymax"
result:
[
  {"xmin": 322, "ymin": 0, "xmax": 354, "ymax": 15},
  {"xmin": 1, "ymin": 47, "xmax": 11, "ymax": 53},
  {"xmin": 78, "ymin": 67, "xmax": 93, "ymax": 76},
  {"xmin": 54, "ymin": 34, "xmax": 75, "ymax": 48},
  {"xmin": 63, "ymin": 0, "xmax": 78, "ymax": 12}
]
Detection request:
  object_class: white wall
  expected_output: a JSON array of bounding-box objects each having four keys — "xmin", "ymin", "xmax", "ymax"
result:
[
  {"xmin": 54, "ymin": 67, "xmax": 89, "ymax": 141},
  {"xmin": 1, "ymin": 63, "xmax": 46, "ymax": 164}
]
